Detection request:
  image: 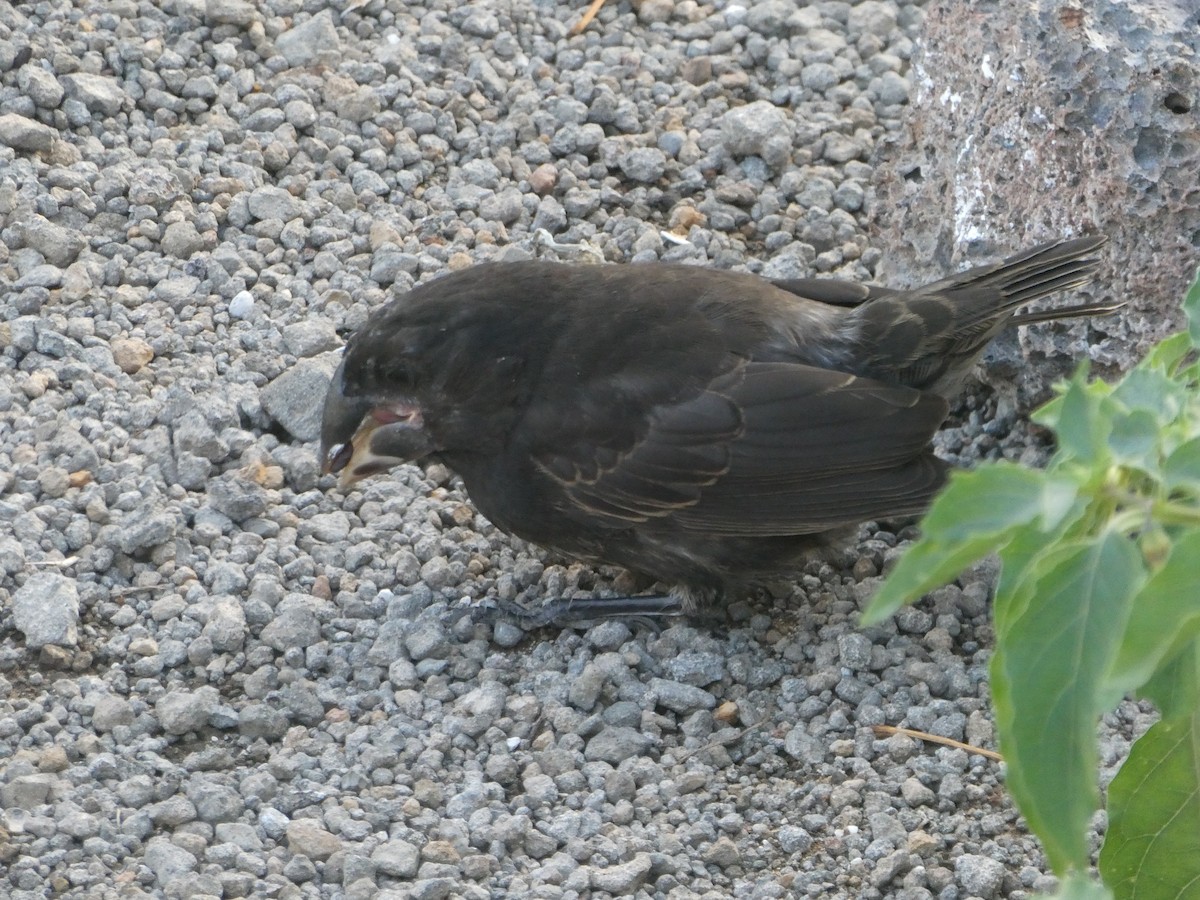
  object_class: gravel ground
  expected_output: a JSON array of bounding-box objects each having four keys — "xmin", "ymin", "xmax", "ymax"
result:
[{"xmin": 0, "ymin": 1, "xmax": 1152, "ymax": 898}]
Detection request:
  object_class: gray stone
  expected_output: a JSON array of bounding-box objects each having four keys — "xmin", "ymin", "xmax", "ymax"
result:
[
  {"xmin": 119, "ymin": 509, "xmax": 178, "ymax": 554},
  {"xmin": 372, "ymin": 839, "xmax": 420, "ymax": 877},
  {"xmin": 215, "ymin": 822, "xmax": 263, "ymax": 851},
  {"xmin": 761, "ymin": 242, "xmax": 817, "ymax": 279},
  {"xmin": 823, "ymin": 132, "xmax": 866, "ymax": 163},
  {"xmin": 17, "ymin": 66, "xmax": 64, "ymax": 108},
  {"xmin": 228, "ymin": 290, "xmax": 255, "ymax": 318},
  {"xmin": 151, "ymin": 275, "xmax": 202, "ymax": 309},
  {"xmin": 148, "ymin": 796, "xmax": 197, "ymax": 827},
  {"xmin": 648, "ymin": 678, "xmax": 716, "ymax": 714},
  {"xmin": 419, "ymin": 557, "xmax": 455, "ymax": 590},
  {"xmin": 301, "ymin": 511, "xmax": 351, "ymax": 543},
  {"xmin": 117, "ymin": 778, "xmax": 155, "ymax": 809},
  {"xmin": 801, "ymin": 62, "xmax": 841, "ymax": 92},
  {"xmin": 282, "ymin": 319, "xmax": 340, "ymax": 358},
  {"xmin": 584, "ymin": 727, "xmax": 652, "ymax": 763},
  {"xmin": 833, "ymin": 180, "xmax": 866, "ymax": 212},
  {"xmin": 260, "ymin": 350, "xmax": 341, "ymax": 441},
  {"xmin": 405, "ymin": 878, "xmax": 456, "ymax": 900},
  {"xmin": 877, "ymin": 71, "xmax": 911, "ymax": 105},
  {"xmin": 144, "ymin": 837, "xmax": 198, "ymax": 883},
  {"xmin": 156, "ymin": 686, "xmax": 220, "ymax": 735},
  {"xmin": 404, "ymin": 620, "xmax": 450, "ymax": 661},
  {"xmin": 203, "ymin": 597, "xmax": 247, "ymax": 652},
  {"xmin": 14, "ymin": 264, "xmax": 63, "ymax": 288},
  {"xmin": 61, "ymin": 72, "xmax": 127, "ymax": 116},
  {"xmin": 92, "ymin": 695, "xmax": 135, "ymax": 732},
  {"xmin": 719, "ymin": 101, "xmax": 793, "ymax": 168},
  {"xmin": 247, "ymin": 186, "xmax": 303, "ymax": 222},
  {"xmin": 901, "ymin": 776, "xmax": 937, "ymax": 807},
  {"xmin": 161, "ymin": 221, "xmax": 206, "ymax": 259},
  {"xmin": 181, "ymin": 75, "xmax": 218, "ymax": 100},
  {"xmin": 0, "ymin": 113, "xmax": 55, "ymax": 152},
  {"xmin": 620, "ymin": 147, "xmax": 667, "ymax": 183},
  {"xmin": 55, "ymin": 802, "xmax": 100, "ymax": 838},
  {"xmin": 778, "ymin": 825, "xmax": 813, "ymax": 853},
  {"xmin": 479, "ymin": 188, "xmax": 523, "ymax": 224},
  {"xmin": 206, "ymin": 474, "xmax": 268, "ymax": 521},
  {"xmin": 1, "ymin": 774, "xmax": 59, "ymax": 809},
  {"xmin": 284, "ymin": 99, "xmax": 317, "ymax": 129},
  {"xmin": 461, "ymin": 10, "xmax": 500, "ymax": 37},
  {"xmin": 128, "ymin": 166, "xmax": 181, "ymax": 209},
  {"xmin": 259, "ymin": 607, "xmax": 321, "ymax": 651},
  {"xmin": 205, "ymin": 0, "xmax": 257, "ymax": 27},
  {"xmin": 370, "ymin": 248, "xmax": 420, "ymax": 284},
  {"xmin": 954, "ymin": 853, "xmax": 1006, "ymax": 896},
  {"xmin": 703, "ymin": 836, "xmax": 740, "ymax": 868},
  {"xmin": 330, "ymin": 85, "xmax": 380, "ymax": 124},
  {"xmin": 351, "ymin": 168, "xmax": 389, "ymax": 195},
  {"xmin": 286, "ymin": 821, "xmax": 343, "ymax": 860},
  {"xmin": 18, "ymin": 216, "xmax": 84, "ymax": 266},
  {"xmin": 276, "ymin": 11, "xmax": 340, "ymax": 67},
  {"xmin": 0, "ymin": 538, "xmax": 27, "ymax": 576},
  {"xmin": 259, "ymin": 807, "xmax": 289, "ymax": 840},
  {"xmin": 847, "ymin": 0, "xmax": 898, "ymax": 37},
  {"xmin": 187, "ymin": 780, "xmax": 245, "ymax": 822},
  {"xmin": 663, "ymin": 650, "xmax": 726, "ymax": 686},
  {"xmin": 783, "ymin": 727, "xmax": 827, "ymax": 765},
  {"xmin": 12, "ymin": 572, "xmax": 79, "ymax": 648},
  {"xmin": 458, "ymin": 158, "xmax": 502, "ymax": 188},
  {"xmin": 238, "ymin": 703, "xmax": 289, "ymax": 739},
  {"xmin": 837, "ymin": 632, "xmax": 873, "ymax": 669},
  {"xmin": 589, "ymin": 853, "xmax": 652, "ymax": 892},
  {"xmin": 173, "ymin": 409, "xmax": 227, "ymax": 462}
]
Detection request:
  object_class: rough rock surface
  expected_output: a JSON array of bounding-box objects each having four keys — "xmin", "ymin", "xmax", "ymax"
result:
[{"xmin": 872, "ymin": 0, "xmax": 1199, "ymax": 401}]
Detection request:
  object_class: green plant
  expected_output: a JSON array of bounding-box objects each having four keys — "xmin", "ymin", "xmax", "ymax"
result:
[{"xmin": 863, "ymin": 268, "xmax": 1200, "ymax": 900}]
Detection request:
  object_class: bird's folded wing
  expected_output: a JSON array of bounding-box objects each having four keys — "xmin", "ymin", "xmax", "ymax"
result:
[{"xmin": 535, "ymin": 361, "xmax": 949, "ymax": 535}]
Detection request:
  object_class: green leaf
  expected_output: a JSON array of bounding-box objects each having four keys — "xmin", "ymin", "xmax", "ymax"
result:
[
  {"xmin": 1108, "ymin": 408, "xmax": 1163, "ymax": 471},
  {"xmin": 993, "ymin": 514, "xmax": 1090, "ymax": 641},
  {"xmin": 1105, "ymin": 530, "xmax": 1200, "ymax": 705},
  {"xmin": 1139, "ymin": 641, "xmax": 1200, "ymax": 721},
  {"xmin": 991, "ymin": 530, "xmax": 1145, "ymax": 875},
  {"xmin": 1142, "ymin": 330, "xmax": 1195, "ymax": 374},
  {"xmin": 1040, "ymin": 875, "xmax": 1114, "ymax": 900},
  {"xmin": 1099, "ymin": 705, "xmax": 1200, "ymax": 900},
  {"xmin": 1184, "ymin": 267, "xmax": 1200, "ymax": 347},
  {"xmin": 861, "ymin": 464, "xmax": 1080, "ymax": 624},
  {"xmin": 993, "ymin": 528, "xmax": 1053, "ymax": 640},
  {"xmin": 1037, "ymin": 376, "xmax": 1113, "ymax": 465},
  {"xmin": 1163, "ymin": 437, "xmax": 1200, "ymax": 492},
  {"xmin": 1112, "ymin": 368, "xmax": 1188, "ymax": 427}
]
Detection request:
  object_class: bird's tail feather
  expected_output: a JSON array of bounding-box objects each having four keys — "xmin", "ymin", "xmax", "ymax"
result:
[
  {"xmin": 916, "ymin": 235, "xmax": 1109, "ymax": 326},
  {"xmin": 847, "ymin": 235, "xmax": 1116, "ymax": 393}
]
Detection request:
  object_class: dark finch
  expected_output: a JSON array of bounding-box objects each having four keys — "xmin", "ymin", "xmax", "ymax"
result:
[{"xmin": 321, "ymin": 236, "xmax": 1116, "ymax": 621}]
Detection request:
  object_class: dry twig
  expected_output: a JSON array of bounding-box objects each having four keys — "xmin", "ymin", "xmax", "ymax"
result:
[
  {"xmin": 872, "ymin": 724, "xmax": 1003, "ymax": 762},
  {"xmin": 570, "ymin": 0, "xmax": 609, "ymax": 36}
]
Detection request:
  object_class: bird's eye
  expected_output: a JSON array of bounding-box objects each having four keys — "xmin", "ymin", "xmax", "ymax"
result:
[
  {"xmin": 325, "ymin": 442, "xmax": 355, "ymax": 474},
  {"xmin": 378, "ymin": 357, "xmax": 417, "ymax": 387}
]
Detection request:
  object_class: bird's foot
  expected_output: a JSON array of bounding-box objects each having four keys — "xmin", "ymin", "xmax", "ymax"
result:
[{"xmin": 464, "ymin": 594, "xmax": 687, "ymax": 630}]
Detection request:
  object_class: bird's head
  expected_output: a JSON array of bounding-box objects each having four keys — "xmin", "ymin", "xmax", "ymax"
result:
[
  {"xmin": 320, "ymin": 354, "xmax": 441, "ymax": 491},
  {"xmin": 319, "ymin": 270, "xmax": 544, "ymax": 491}
]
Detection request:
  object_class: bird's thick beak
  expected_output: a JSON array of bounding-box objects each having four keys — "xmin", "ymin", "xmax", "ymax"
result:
[
  {"xmin": 322, "ymin": 405, "xmax": 438, "ymax": 492},
  {"xmin": 320, "ymin": 357, "xmax": 438, "ymax": 491}
]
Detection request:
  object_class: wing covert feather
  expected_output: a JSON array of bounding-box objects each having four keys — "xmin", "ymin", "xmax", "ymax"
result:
[{"xmin": 534, "ymin": 361, "xmax": 948, "ymax": 533}]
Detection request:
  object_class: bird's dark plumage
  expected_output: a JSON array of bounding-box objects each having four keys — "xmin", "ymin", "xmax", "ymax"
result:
[{"xmin": 320, "ymin": 237, "xmax": 1114, "ymax": 615}]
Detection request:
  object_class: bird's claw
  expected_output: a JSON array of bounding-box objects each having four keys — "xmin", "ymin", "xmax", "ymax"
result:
[{"xmin": 450, "ymin": 594, "xmax": 688, "ymax": 632}]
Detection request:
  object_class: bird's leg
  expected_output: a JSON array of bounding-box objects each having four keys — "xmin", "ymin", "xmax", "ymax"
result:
[{"xmin": 470, "ymin": 594, "xmax": 687, "ymax": 629}]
